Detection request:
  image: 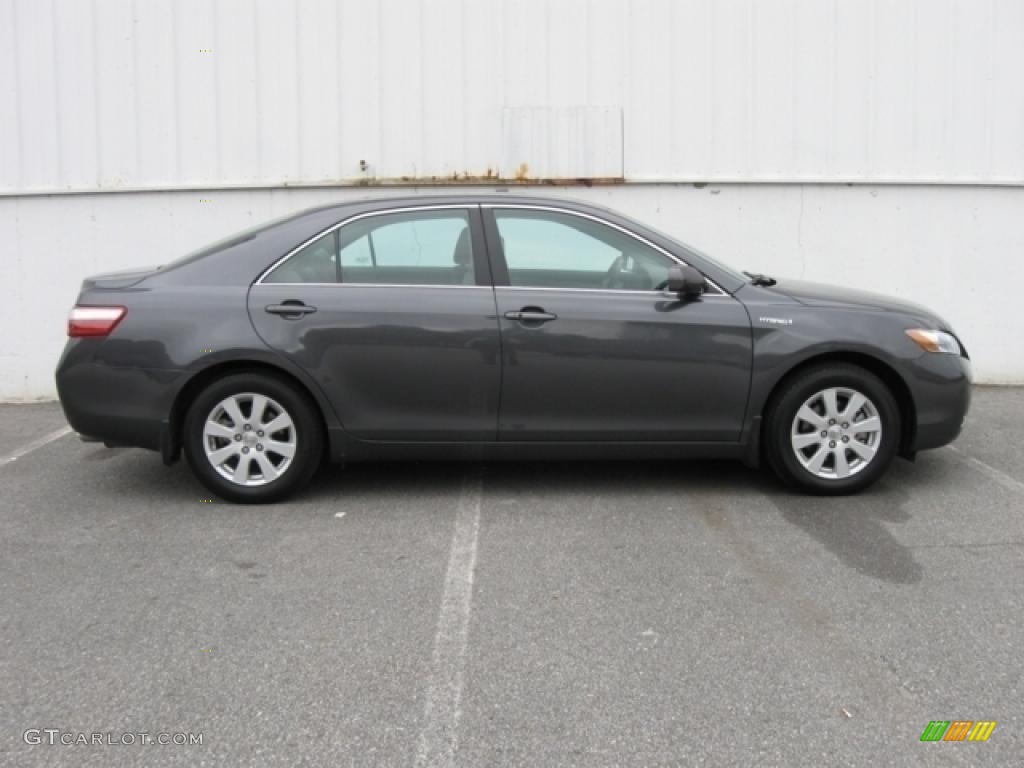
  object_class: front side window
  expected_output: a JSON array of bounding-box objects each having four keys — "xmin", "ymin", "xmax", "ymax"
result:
[
  {"xmin": 493, "ymin": 209, "xmax": 674, "ymax": 291},
  {"xmin": 263, "ymin": 209, "xmax": 476, "ymax": 286}
]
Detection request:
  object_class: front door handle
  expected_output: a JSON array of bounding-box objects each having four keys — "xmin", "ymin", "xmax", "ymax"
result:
[
  {"xmin": 504, "ymin": 307, "xmax": 557, "ymax": 325},
  {"xmin": 265, "ymin": 301, "xmax": 317, "ymax": 319}
]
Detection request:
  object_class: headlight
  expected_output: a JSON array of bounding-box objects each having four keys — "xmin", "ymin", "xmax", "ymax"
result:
[{"xmin": 905, "ymin": 329, "xmax": 961, "ymax": 355}]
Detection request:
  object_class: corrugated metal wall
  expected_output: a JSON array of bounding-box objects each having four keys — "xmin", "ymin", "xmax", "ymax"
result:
[{"xmin": 4, "ymin": 0, "xmax": 1024, "ymax": 194}]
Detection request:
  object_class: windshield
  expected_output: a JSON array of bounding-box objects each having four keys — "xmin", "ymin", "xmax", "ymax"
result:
[{"xmin": 638, "ymin": 219, "xmax": 749, "ymax": 284}]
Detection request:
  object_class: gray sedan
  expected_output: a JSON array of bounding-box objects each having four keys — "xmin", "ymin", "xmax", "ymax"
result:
[{"xmin": 56, "ymin": 195, "xmax": 971, "ymax": 502}]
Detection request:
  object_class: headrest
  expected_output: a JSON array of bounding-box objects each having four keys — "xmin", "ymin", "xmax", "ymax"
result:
[{"xmin": 452, "ymin": 228, "xmax": 471, "ymax": 266}]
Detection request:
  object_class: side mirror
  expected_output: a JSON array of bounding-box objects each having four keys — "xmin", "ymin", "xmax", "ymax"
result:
[{"xmin": 666, "ymin": 265, "xmax": 707, "ymax": 298}]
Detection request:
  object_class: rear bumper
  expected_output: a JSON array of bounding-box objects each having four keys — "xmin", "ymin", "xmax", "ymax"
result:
[
  {"xmin": 56, "ymin": 341, "xmax": 184, "ymax": 453},
  {"xmin": 907, "ymin": 353, "xmax": 972, "ymax": 452}
]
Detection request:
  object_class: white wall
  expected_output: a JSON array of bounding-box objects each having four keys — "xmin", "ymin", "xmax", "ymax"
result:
[
  {"xmin": 3, "ymin": 0, "xmax": 1024, "ymax": 397},
  {"xmin": 3, "ymin": 183, "xmax": 1021, "ymax": 399}
]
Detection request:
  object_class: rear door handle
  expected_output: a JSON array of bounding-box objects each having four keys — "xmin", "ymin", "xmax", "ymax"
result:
[
  {"xmin": 504, "ymin": 307, "xmax": 557, "ymax": 324},
  {"xmin": 265, "ymin": 302, "xmax": 317, "ymax": 318}
]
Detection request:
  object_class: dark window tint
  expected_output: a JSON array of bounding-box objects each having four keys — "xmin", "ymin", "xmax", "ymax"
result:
[
  {"xmin": 262, "ymin": 230, "xmax": 339, "ymax": 284},
  {"xmin": 494, "ymin": 209, "xmax": 674, "ymax": 291}
]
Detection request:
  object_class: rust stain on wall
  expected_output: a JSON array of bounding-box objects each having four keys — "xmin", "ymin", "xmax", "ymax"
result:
[
  {"xmin": 329, "ymin": 161, "xmax": 625, "ymax": 187},
  {"xmin": 346, "ymin": 167, "xmax": 624, "ymax": 188}
]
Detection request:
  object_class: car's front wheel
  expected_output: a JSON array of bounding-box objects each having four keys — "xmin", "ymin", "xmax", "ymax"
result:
[
  {"xmin": 764, "ymin": 363, "xmax": 900, "ymax": 494},
  {"xmin": 184, "ymin": 372, "xmax": 323, "ymax": 503}
]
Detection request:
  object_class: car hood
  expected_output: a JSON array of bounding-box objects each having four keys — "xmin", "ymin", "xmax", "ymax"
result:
[{"xmin": 764, "ymin": 279, "xmax": 950, "ymax": 328}]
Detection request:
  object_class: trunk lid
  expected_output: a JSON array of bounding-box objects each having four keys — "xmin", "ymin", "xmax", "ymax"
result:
[{"xmin": 81, "ymin": 266, "xmax": 160, "ymax": 291}]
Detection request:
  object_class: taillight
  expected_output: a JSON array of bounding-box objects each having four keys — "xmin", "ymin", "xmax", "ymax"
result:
[{"xmin": 68, "ymin": 306, "xmax": 126, "ymax": 337}]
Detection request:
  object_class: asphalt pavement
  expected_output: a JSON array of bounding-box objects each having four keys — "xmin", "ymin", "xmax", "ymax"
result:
[{"xmin": 0, "ymin": 389, "xmax": 1021, "ymax": 767}]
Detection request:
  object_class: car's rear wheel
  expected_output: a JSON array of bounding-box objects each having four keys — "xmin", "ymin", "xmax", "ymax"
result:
[
  {"xmin": 764, "ymin": 363, "xmax": 900, "ymax": 494},
  {"xmin": 184, "ymin": 372, "xmax": 323, "ymax": 503}
]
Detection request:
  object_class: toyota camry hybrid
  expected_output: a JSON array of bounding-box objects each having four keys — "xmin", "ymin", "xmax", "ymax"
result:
[{"xmin": 56, "ymin": 195, "xmax": 971, "ymax": 503}]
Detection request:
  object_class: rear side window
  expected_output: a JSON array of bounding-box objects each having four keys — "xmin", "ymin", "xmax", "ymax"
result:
[
  {"xmin": 263, "ymin": 209, "xmax": 475, "ymax": 286},
  {"xmin": 339, "ymin": 210, "xmax": 474, "ymax": 285},
  {"xmin": 262, "ymin": 231, "xmax": 339, "ymax": 284}
]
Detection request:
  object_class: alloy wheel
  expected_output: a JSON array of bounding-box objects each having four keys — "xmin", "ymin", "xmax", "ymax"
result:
[
  {"xmin": 202, "ymin": 393, "xmax": 297, "ymax": 486},
  {"xmin": 790, "ymin": 387, "xmax": 882, "ymax": 480}
]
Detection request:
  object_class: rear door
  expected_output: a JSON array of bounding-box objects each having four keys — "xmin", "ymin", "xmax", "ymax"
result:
[
  {"xmin": 483, "ymin": 205, "xmax": 752, "ymax": 442},
  {"xmin": 248, "ymin": 205, "xmax": 501, "ymax": 441}
]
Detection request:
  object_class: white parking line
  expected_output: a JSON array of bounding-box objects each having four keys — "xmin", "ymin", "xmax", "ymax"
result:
[
  {"xmin": 950, "ymin": 446, "xmax": 1024, "ymax": 495},
  {"xmin": 414, "ymin": 470, "xmax": 484, "ymax": 768},
  {"xmin": 0, "ymin": 426, "xmax": 73, "ymax": 467}
]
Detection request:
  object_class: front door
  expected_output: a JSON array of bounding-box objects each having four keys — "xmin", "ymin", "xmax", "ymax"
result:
[
  {"xmin": 249, "ymin": 205, "xmax": 501, "ymax": 441},
  {"xmin": 483, "ymin": 206, "xmax": 751, "ymax": 442}
]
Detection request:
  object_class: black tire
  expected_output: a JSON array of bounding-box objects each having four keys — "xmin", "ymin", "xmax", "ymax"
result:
[
  {"xmin": 183, "ymin": 372, "xmax": 324, "ymax": 504},
  {"xmin": 763, "ymin": 363, "xmax": 900, "ymax": 495}
]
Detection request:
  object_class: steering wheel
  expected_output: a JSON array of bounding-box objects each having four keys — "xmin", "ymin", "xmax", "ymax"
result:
[
  {"xmin": 603, "ymin": 259, "xmax": 656, "ymax": 291},
  {"xmin": 603, "ymin": 254, "xmax": 650, "ymax": 290},
  {"xmin": 602, "ymin": 262, "xmax": 628, "ymax": 289},
  {"xmin": 653, "ymin": 278, "xmax": 670, "ymax": 291}
]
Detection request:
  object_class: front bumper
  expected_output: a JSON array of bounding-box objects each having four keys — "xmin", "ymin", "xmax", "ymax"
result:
[{"xmin": 907, "ymin": 352, "xmax": 972, "ymax": 452}]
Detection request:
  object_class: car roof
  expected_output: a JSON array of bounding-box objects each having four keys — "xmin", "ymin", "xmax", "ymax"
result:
[{"xmin": 295, "ymin": 192, "xmax": 619, "ymax": 218}]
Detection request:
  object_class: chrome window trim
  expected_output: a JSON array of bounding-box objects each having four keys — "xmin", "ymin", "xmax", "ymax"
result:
[
  {"xmin": 255, "ymin": 201, "xmax": 731, "ymax": 298},
  {"xmin": 252, "ymin": 282, "xmax": 704, "ymax": 298},
  {"xmin": 495, "ymin": 285, "xmax": 730, "ymax": 299},
  {"xmin": 252, "ymin": 282, "xmax": 722, "ymax": 299},
  {"xmin": 254, "ymin": 204, "xmax": 477, "ymax": 286},
  {"xmin": 251, "ymin": 282, "xmax": 490, "ymax": 290},
  {"xmin": 481, "ymin": 203, "xmax": 730, "ymax": 296}
]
